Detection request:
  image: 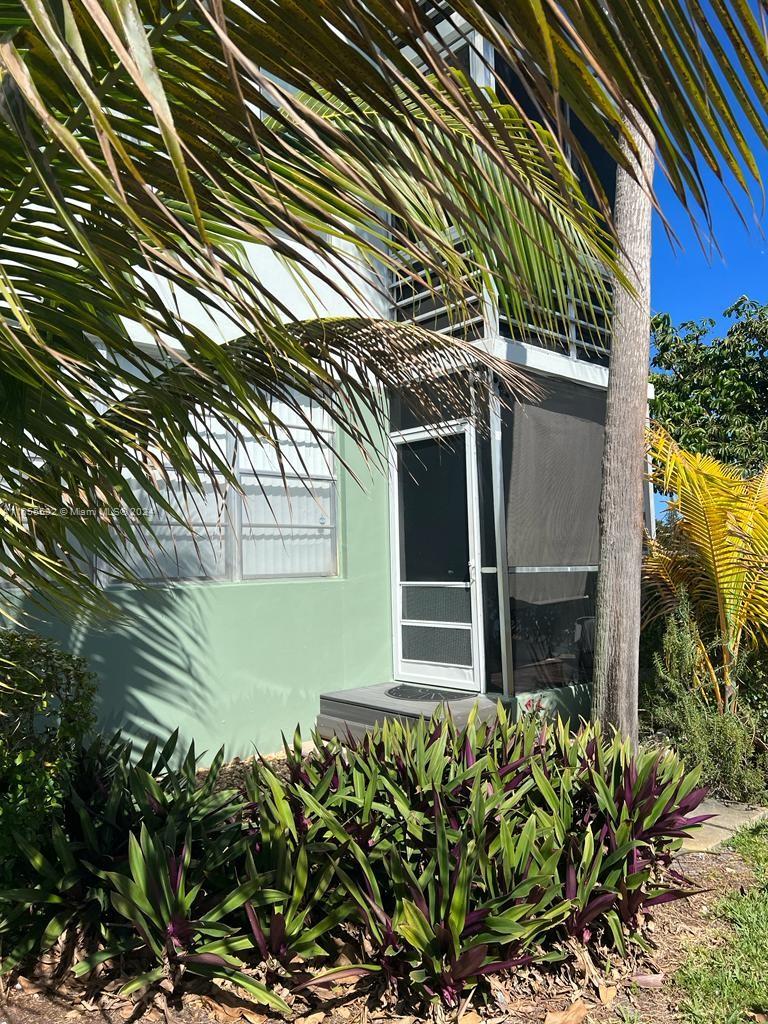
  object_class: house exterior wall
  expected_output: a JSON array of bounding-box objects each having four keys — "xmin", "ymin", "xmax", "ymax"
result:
[
  {"xmin": 28, "ymin": 352, "xmax": 611, "ymax": 756},
  {"xmin": 25, "ymin": 345, "xmax": 617, "ymax": 756},
  {"xmin": 10, "ymin": 25, "xmax": 622, "ymax": 755},
  {"xmin": 29, "ymin": 428, "xmax": 393, "ymax": 758}
]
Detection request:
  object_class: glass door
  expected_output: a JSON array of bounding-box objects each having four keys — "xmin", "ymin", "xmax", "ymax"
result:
[{"xmin": 390, "ymin": 422, "xmax": 484, "ymax": 691}]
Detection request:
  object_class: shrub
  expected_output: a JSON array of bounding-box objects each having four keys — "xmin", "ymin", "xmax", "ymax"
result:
[
  {"xmin": 0, "ymin": 711, "xmax": 707, "ymax": 1011},
  {"xmin": 0, "ymin": 630, "xmax": 96, "ymax": 879},
  {"xmin": 271, "ymin": 711, "xmax": 707, "ymax": 1005},
  {"xmin": 737, "ymin": 645, "xmax": 768, "ymax": 741},
  {"xmin": 642, "ymin": 604, "xmax": 768, "ymax": 802},
  {"xmin": 653, "ymin": 686, "xmax": 767, "ymax": 802},
  {"xmin": 644, "ymin": 427, "xmax": 768, "ymax": 712},
  {"xmin": 0, "ymin": 730, "xmax": 287, "ymax": 1008}
]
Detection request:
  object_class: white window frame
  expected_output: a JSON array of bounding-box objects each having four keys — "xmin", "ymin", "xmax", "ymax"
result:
[
  {"xmin": 234, "ymin": 420, "xmax": 339, "ymax": 582},
  {"xmin": 97, "ymin": 411, "xmax": 339, "ymax": 587}
]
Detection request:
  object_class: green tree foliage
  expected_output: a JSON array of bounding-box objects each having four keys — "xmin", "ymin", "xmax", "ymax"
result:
[
  {"xmin": 0, "ymin": 630, "xmax": 96, "ymax": 880},
  {"xmin": 642, "ymin": 600, "xmax": 768, "ymax": 803},
  {"xmin": 651, "ymin": 298, "xmax": 768, "ymax": 474}
]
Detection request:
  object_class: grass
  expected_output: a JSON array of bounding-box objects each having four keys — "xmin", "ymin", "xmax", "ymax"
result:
[{"xmin": 675, "ymin": 818, "xmax": 768, "ymax": 1024}]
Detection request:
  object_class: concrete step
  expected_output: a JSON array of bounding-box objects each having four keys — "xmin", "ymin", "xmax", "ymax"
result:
[
  {"xmin": 316, "ymin": 680, "xmax": 591, "ymax": 740},
  {"xmin": 317, "ymin": 681, "xmax": 502, "ymax": 740}
]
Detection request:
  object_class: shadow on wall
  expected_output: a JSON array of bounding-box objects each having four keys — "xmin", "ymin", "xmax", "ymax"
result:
[{"xmin": 21, "ymin": 586, "xmax": 217, "ymax": 756}]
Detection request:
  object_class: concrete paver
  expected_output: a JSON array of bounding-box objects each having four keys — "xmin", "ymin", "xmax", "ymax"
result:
[{"xmin": 682, "ymin": 798, "xmax": 768, "ymax": 852}]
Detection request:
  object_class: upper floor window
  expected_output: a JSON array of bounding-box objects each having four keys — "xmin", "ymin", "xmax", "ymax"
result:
[
  {"xmin": 493, "ymin": 53, "xmax": 616, "ymax": 208},
  {"xmin": 389, "ymin": 34, "xmax": 614, "ymax": 364}
]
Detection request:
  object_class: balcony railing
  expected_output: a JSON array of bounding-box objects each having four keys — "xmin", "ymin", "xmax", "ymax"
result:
[{"xmin": 391, "ymin": 257, "xmax": 612, "ymax": 365}]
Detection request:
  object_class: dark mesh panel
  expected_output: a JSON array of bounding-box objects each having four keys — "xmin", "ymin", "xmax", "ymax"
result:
[
  {"xmin": 398, "ymin": 437, "xmax": 469, "ymax": 582},
  {"xmin": 509, "ymin": 570, "xmax": 597, "ymax": 691},
  {"xmin": 494, "ymin": 53, "xmax": 546, "ymax": 124},
  {"xmin": 389, "ymin": 373, "xmax": 476, "ymax": 432},
  {"xmin": 569, "ymin": 108, "xmax": 617, "ymax": 209},
  {"xmin": 482, "ymin": 573, "xmax": 503, "ymax": 693},
  {"xmin": 402, "ymin": 585, "xmax": 471, "ymax": 623},
  {"xmin": 502, "ymin": 376, "xmax": 606, "ymax": 567},
  {"xmin": 402, "ymin": 625, "xmax": 472, "ymax": 666}
]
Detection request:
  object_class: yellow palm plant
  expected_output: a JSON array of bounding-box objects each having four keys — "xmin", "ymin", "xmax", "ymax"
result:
[{"xmin": 644, "ymin": 426, "xmax": 768, "ymax": 712}]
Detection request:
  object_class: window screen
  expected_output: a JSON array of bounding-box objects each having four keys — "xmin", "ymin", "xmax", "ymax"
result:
[
  {"xmin": 398, "ymin": 436, "xmax": 469, "ymax": 583},
  {"xmin": 509, "ymin": 569, "xmax": 597, "ymax": 691},
  {"xmin": 501, "ymin": 375, "xmax": 605, "ymax": 690},
  {"xmin": 118, "ymin": 416, "xmax": 230, "ymax": 582},
  {"xmin": 129, "ymin": 474, "xmax": 228, "ymax": 581},
  {"xmin": 238, "ymin": 395, "xmax": 336, "ymax": 579},
  {"xmin": 119, "ymin": 396, "xmax": 336, "ymax": 583},
  {"xmin": 402, "ymin": 623, "xmax": 473, "ymax": 666},
  {"xmin": 502, "ymin": 377, "xmax": 605, "ymax": 568}
]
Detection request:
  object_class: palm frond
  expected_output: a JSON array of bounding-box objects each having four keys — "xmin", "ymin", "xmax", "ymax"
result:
[
  {"xmin": 1, "ymin": 0, "xmax": 767, "ymax": 619},
  {"xmin": 0, "ymin": 314, "xmax": 528, "ymax": 618},
  {"xmin": 296, "ymin": 83, "xmax": 616, "ymax": 343},
  {"xmin": 0, "ymin": 2, "xmax": 621, "ymax": 616},
  {"xmin": 645, "ymin": 425, "xmax": 768, "ymax": 706},
  {"xmin": 453, "ymin": 0, "xmax": 768, "ymax": 228}
]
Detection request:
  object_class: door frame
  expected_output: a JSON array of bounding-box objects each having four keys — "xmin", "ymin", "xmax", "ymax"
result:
[{"xmin": 388, "ymin": 419, "xmax": 485, "ymax": 692}]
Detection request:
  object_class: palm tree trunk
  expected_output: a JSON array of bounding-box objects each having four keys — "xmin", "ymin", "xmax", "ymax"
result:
[{"xmin": 592, "ymin": 112, "xmax": 656, "ymax": 748}]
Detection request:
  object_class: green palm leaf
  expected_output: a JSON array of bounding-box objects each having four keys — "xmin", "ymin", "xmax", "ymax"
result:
[
  {"xmin": 0, "ymin": 1, "xmax": 766, "ymax": 620},
  {"xmin": 0, "ymin": 2, "xmax": 616, "ymax": 617}
]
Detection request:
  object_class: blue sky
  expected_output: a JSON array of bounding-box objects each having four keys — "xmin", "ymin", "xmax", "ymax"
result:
[
  {"xmin": 648, "ymin": 14, "xmax": 768, "ymax": 333},
  {"xmin": 651, "ymin": 158, "xmax": 768, "ymax": 334},
  {"xmin": 649, "ymin": 148, "xmax": 768, "ymax": 521}
]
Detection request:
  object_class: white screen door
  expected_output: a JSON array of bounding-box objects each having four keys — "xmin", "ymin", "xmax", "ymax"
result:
[{"xmin": 390, "ymin": 421, "xmax": 484, "ymax": 691}]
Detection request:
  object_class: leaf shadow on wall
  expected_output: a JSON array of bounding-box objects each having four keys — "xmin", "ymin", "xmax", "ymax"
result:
[{"xmin": 20, "ymin": 585, "xmax": 217, "ymax": 760}]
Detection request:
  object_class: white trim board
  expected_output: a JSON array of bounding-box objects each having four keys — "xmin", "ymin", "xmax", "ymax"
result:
[
  {"xmin": 484, "ymin": 336, "xmax": 609, "ymax": 389},
  {"xmin": 483, "ymin": 335, "xmax": 655, "ymax": 399}
]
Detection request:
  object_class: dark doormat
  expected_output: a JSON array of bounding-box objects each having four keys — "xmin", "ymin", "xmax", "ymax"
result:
[{"xmin": 385, "ymin": 683, "xmax": 476, "ymax": 702}]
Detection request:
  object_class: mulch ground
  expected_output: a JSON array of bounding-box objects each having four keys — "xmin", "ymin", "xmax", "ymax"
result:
[{"xmin": 0, "ymin": 846, "xmax": 750, "ymax": 1024}]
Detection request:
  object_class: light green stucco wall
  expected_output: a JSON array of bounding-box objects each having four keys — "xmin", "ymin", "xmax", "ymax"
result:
[{"xmin": 30, "ymin": 432, "xmax": 393, "ymax": 759}]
